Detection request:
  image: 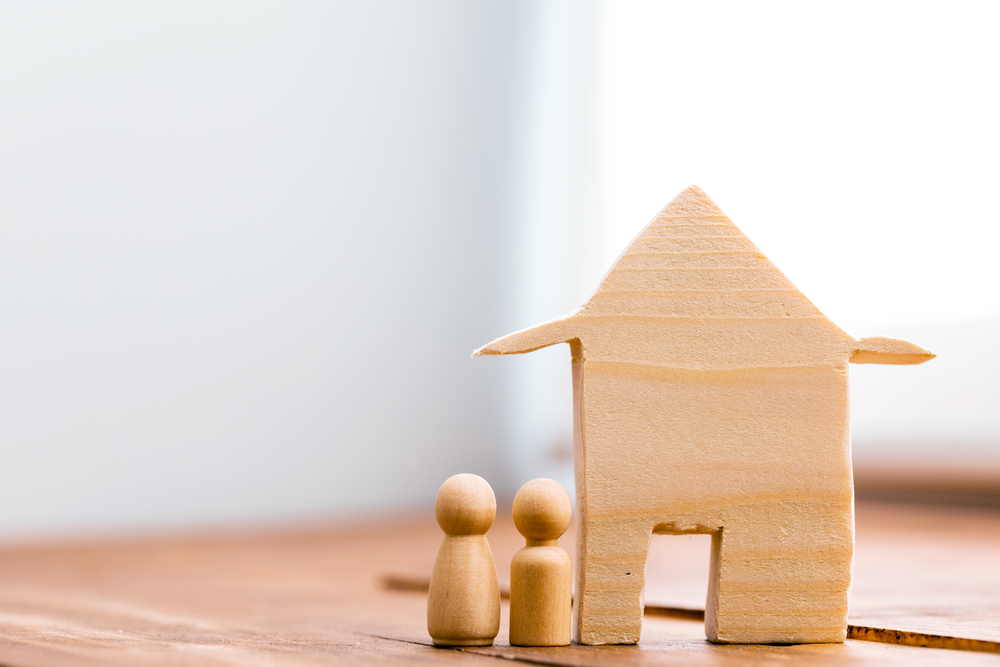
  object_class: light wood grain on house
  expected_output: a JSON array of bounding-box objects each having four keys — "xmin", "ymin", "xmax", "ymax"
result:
[{"xmin": 476, "ymin": 186, "xmax": 934, "ymax": 645}]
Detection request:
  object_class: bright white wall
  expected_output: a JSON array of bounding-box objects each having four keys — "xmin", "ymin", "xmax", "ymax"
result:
[
  {"xmin": 2, "ymin": 2, "xmax": 995, "ymax": 538},
  {"xmin": 850, "ymin": 316, "xmax": 1000, "ymax": 464},
  {"xmin": 0, "ymin": 1, "xmax": 537, "ymax": 537},
  {"xmin": 502, "ymin": 2, "xmax": 1000, "ymax": 493},
  {"xmin": 502, "ymin": 0, "xmax": 602, "ymax": 494},
  {"xmin": 600, "ymin": 1, "xmax": 1000, "ymax": 332},
  {"xmin": 595, "ymin": 1, "xmax": 1000, "ymax": 461}
]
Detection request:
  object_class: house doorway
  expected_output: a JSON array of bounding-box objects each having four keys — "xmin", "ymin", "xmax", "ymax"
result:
[{"xmin": 642, "ymin": 533, "xmax": 712, "ymax": 638}]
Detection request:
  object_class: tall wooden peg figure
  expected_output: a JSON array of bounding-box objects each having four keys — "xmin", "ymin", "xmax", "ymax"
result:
[
  {"xmin": 427, "ymin": 473, "xmax": 501, "ymax": 647},
  {"xmin": 509, "ymin": 478, "xmax": 573, "ymax": 647}
]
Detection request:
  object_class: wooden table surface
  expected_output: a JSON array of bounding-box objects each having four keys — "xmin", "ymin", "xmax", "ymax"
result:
[{"xmin": 0, "ymin": 501, "xmax": 997, "ymax": 666}]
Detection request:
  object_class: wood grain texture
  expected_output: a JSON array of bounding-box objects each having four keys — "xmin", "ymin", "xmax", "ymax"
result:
[
  {"xmin": 427, "ymin": 474, "xmax": 500, "ymax": 646},
  {"xmin": 846, "ymin": 625, "xmax": 1000, "ymax": 653},
  {"xmin": 475, "ymin": 186, "xmax": 934, "ymax": 645},
  {"xmin": 396, "ymin": 499, "xmax": 1000, "ymax": 654},
  {"xmin": 641, "ymin": 501, "xmax": 1000, "ymax": 650},
  {"xmin": 509, "ymin": 479, "xmax": 573, "ymax": 647},
  {"xmin": 0, "ymin": 502, "xmax": 995, "ymax": 665}
]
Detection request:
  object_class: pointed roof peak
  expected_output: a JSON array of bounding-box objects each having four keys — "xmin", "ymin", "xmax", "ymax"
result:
[
  {"xmin": 582, "ymin": 184, "xmax": 832, "ymax": 325},
  {"xmin": 679, "ymin": 184, "xmax": 709, "ymax": 200},
  {"xmin": 654, "ymin": 185, "xmax": 727, "ymax": 223}
]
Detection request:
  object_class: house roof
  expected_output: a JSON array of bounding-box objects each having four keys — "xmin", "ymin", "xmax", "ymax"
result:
[
  {"xmin": 586, "ymin": 185, "xmax": 822, "ymax": 320},
  {"xmin": 476, "ymin": 187, "xmax": 933, "ymax": 368}
]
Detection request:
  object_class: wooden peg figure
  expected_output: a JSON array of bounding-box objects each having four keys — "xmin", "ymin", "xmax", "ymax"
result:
[
  {"xmin": 427, "ymin": 473, "xmax": 501, "ymax": 647},
  {"xmin": 509, "ymin": 478, "xmax": 573, "ymax": 647}
]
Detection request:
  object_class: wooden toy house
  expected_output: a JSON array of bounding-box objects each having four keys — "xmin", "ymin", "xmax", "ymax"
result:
[{"xmin": 475, "ymin": 186, "xmax": 933, "ymax": 645}]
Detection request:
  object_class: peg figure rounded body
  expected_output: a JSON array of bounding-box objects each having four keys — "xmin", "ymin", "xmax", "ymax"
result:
[
  {"xmin": 509, "ymin": 478, "xmax": 573, "ymax": 647},
  {"xmin": 427, "ymin": 474, "xmax": 501, "ymax": 647}
]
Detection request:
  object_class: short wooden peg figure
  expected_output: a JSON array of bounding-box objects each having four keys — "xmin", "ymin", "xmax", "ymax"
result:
[
  {"xmin": 509, "ymin": 478, "xmax": 573, "ymax": 647},
  {"xmin": 427, "ymin": 473, "xmax": 501, "ymax": 647}
]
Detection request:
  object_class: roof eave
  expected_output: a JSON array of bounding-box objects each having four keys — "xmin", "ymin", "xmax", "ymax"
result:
[
  {"xmin": 472, "ymin": 313, "xmax": 578, "ymax": 358},
  {"xmin": 849, "ymin": 336, "xmax": 935, "ymax": 365}
]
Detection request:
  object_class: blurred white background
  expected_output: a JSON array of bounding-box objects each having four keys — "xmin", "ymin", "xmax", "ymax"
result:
[
  {"xmin": 1, "ymin": 1, "xmax": 997, "ymax": 537},
  {"xmin": 596, "ymin": 2, "xmax": 1000, "ymax": 477}
]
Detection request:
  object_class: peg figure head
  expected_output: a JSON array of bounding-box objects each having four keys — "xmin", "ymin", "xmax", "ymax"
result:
[
  {"xmin": 435, "ymin": 473, "xmax": 496, "ymax": 535},
  {"xmin": 513, "ymin": 478, "xmax": 572, "ymax": 541}
]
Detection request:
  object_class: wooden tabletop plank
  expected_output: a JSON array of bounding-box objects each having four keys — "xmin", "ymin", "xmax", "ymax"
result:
[{"xmin": 0, "ymin": 501, "xmax": 996, "ymax": 665}]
